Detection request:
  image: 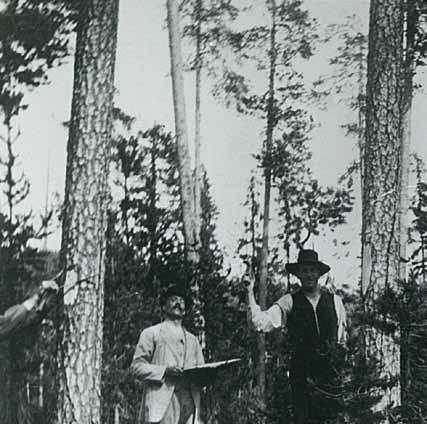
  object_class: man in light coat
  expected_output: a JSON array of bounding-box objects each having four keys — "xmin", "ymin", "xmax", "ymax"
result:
[{"xmin": 131, "ymin": 285, "xmax": 204, "ymax": 424}]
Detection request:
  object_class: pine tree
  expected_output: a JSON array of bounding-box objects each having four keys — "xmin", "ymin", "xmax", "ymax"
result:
[
  {"xmin": 362, "ymin": 0, "xmax": 405, "ymax": 408},
  {"xmin": 167, "ymin": 0, "xmax": 199, "ymax": 265},
  {"xmin": 56, "ymin": 1, "xmax": 119, "ymax": 422}
]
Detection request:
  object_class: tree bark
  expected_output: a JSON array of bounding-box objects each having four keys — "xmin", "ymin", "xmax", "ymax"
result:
[
  {"xmin": 166, "ymin": 0, "xmax": 199, "ymax": 264},
  {"xmin": 362, "ymin": 0, "xmax": 405, "ymax": 404},
  {"xmin": 167, "ymin": 0, "xmax": 206, "ymax": 348},
  {"xmin": 57, "ymin": 1, "xmax": 119, "ymax": 423},
  {"xmin": 400, "ymin": 0, "xmax": 416, "ymax": 405},
  {"xmin": 399, "ymin": 0, "xmax": 415, "ymax": 284},
  {"xmin": 194, "ymin": 0, "xmax": 203, "ymax": 245}
]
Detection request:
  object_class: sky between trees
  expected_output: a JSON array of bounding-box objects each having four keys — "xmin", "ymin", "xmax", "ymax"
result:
[{"xmin": 12, "ymin": 0, "xmax": 427, "ymax": 287}]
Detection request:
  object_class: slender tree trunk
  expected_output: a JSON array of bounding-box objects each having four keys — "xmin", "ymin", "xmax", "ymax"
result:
[
  {"xmin": 362, "ymin": 0, "xmax": 405, "ymax": 405},
  {"xmin": 57, "ymin": 1, "xmax": 119, "ymax": 423},
  {"xmin": 246, "ymin": 176, "xmax": 258, "ymax": 328},
  {"xmin": 39, "ymin": 363, "xmax": 44, "ymax": 409},
  {"xmin": 5, "ymin": 119, "xmax": 14, "ymax": 227},
  {"xmin": 400, "ymin": 0, "xmax": 416, "ymax": 405},
  {"xmin": 166, "ymin": 0, "xmax": 199, "ymax": 264},
  {"xmin": 194, "ymin": 0, "xmax": 203, "ymax": 242},
  {"xmin": 123, "ymin": 176, "xmax": 131, "ymax": 247},
  {"xmin": 257, "ymin": 0, "xmax": 277, "ymax": 416},
  {"xmin": 356, "ymin": 36, "xmax": 370, "ymax": 374},
  {"xmin": 148, "ymin": 135, "xmax": 158, "ymax": 272},
  {"xmin": 357, "ymin": 41, "xmax": 366, "ymax": 236},
  {"xmin": 147, "ymin": 133, "xmax": 159, "ymax": 309},
  {"xmin": 167, "ymin": 0, "xmax": 205, "ymax": 348}
]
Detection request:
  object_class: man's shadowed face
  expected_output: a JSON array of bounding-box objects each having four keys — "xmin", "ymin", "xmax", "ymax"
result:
[
  {"xmin": 164, "ymin": 295, "xmax": 186, "ymax": 320},
  {"xmin": 296, "ymin": 264, "xmax": 322, "ymax": 293}
]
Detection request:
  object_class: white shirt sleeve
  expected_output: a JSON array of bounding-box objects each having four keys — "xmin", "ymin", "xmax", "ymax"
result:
[
  {"xmin": 333, "ymin": 295, "xmax": 347, "ymax": 343},
  {"xmin": 23, "ymin": 295, "xmax": 38, "ymax": 311},
  {"xmin": 248, "ymin": 294, "xmax": 292, "ymax": 332}
]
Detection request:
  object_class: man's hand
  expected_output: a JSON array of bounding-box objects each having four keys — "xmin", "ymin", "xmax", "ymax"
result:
[
  {"xmin": 243, "ymin": 265, "xmax": 255, "ymax": 293},
  {"xmin": 35, "ymin": 280, "xmax": 59, "ymax": 313},
  {"xmin": 164, "ymin": 366, "xmax": 183, "ymax": 379},
  {"xmin": 41, "ymin": 280, "xmax": 59, "ymax": 293}
]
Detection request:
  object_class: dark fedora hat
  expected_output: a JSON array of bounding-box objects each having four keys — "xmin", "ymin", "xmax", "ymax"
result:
[
  {"xmin": 160, "ymin": 284, "xmax": 190, "ymax": 307},
  {"xmin": 285, "ymin": 249, "xmax": 330, "ymax": 276}
]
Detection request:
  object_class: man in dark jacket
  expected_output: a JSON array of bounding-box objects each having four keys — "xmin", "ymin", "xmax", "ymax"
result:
[
  {"xmin": 245, "ymin": 249, "xmax": 347, "ymax": 424},
  {"xmin": 0, "ymin": 280, "xmax": 58, "ymax": 340}
]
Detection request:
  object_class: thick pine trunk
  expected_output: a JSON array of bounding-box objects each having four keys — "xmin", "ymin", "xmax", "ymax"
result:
[
  {"xmin": 57, "ymin": 1, "xmax": 119, "ymax": 423},
  {"xmin": 362, "ymin": 0, "xmax": 404, "ymax": 405}
]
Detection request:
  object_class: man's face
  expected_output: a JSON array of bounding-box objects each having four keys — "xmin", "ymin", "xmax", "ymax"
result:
[
  {"xmin": 164, "ymin": 295, "xmax": 186, "ymax": 319},
  {"xmin": 296, "ymin": 264, "xmax": 321, "ymax": 292}
]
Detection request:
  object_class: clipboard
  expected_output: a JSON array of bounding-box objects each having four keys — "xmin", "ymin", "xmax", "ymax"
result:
[{"xmin": 182, "ymin": 358, "xmax": 241, "ymax": 386}]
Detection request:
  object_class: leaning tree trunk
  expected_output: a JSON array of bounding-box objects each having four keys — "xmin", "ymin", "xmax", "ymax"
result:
[
  {"xmin": 362, "ymin": 0, "xmax": 404, "ymax": 406},
  {"xmin": 57, "ymin": 1, "xmax": 119, "ymax": 423}
]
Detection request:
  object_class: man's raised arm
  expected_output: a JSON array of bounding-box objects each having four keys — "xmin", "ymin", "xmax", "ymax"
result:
[
  {"xmin": 244, "ymin": 269, "xmax": 284, "ymax": 333},
  {"xmin": 0, "ymin": 280, "xmax": 58, "ymax": 340}
]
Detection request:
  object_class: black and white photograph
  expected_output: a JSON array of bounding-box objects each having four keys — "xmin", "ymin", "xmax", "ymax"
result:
[{"xmin": 0, "ymin": 0, "xmax": 427, "ymax": 423}]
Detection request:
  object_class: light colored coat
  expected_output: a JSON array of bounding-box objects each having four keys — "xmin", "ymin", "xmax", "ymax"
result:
[{"xmin": 131, "ymin": 321, "xmax": 204, "ymax": 423}]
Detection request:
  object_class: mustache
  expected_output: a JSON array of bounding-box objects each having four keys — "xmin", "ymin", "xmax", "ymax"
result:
[{"xmin": 171, "ymin": 303, "xmax": 185, "ymax": 309}]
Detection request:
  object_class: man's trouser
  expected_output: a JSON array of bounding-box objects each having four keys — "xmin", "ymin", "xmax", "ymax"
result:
[{"xmin": 290, "ymin": 349, "xmax": 341, "ymax": 424}]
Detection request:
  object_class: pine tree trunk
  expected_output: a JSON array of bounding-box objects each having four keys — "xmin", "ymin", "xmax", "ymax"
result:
[
  {"xmin": 400, "ymin": 0, "xmax": 416, "ymax": 404},
  {"xmin": 257, "ymin": 0, "xmax": 277, "ymax": 416},
  {"xmin": 167, "ymin": 0, "xmax": 206, "ymax": 349},
  {"xmin": 148, "ymin": 134, "xmax": 158, "ymax": 276},
  {"xmin": 194, "ymin": 0, "xmax": 203, "ymax": 245},
  {"xmin": 362, "ymin": 0, "xmax": 404, "ymax": 405},
  {"xmin": 166, "ymin": 0, "xmax": 199, "ymax": 264},
  {"xmin": 56, "ymin": 1, "xmax": 119, "ymax": 423},
  {"xmin": 399, "ymin": 0, "xmax": 415, "ymax": 284}
]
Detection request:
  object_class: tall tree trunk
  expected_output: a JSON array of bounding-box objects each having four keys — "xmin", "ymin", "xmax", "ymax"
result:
[
  {"xmin": 147, "ymin": 133, "xmax": 160, "ymax": 310},
  {"xmin": 166, "ymin": 0, "xmax": 199, "ymax": 264},
  {"xmin": 357, "ymin": 34, "xmax": 369, "ymax": 375},
  {"xmin": 257, "ymin": 0, "xmax": 277, "ymax": 416},
  {"xmin": 57, "ymin": 1, "xmax": 119, "ymax": 423},
  {"xmin": 362, "ymin": 0, "xmax": 405, "ymax": 405},
  {"xmin": 167, "ymin": 0, "xmax": 205, "ymax": 347},
  {"xmin": 148, "ymin": 135, "xmax": 158, "ymax": 274},
  {"xmin": 400, "ymin": 0, "xmax": 416, "ymax": 405},
  {"xmin": 194, "ymin": 0, "xmax": 203, "ymax": 243}
]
